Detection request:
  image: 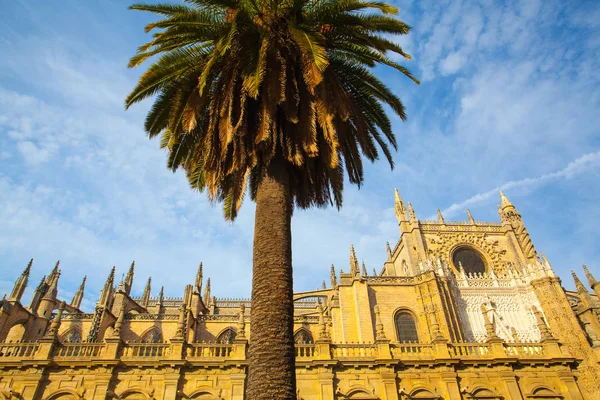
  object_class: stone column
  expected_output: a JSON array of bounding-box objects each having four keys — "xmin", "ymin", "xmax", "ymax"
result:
[
  {"xmin": 230, "ymin": 372, "xmax": 247, "ymax": 400},
  {"xmin": 440, "ymin": 372, "xmax": 461, "ymax": 400},
  {"xmin": 557, "ymin": 372, "xmax": 584, "ymax": 400},
  {"xmin": 317, "ymin": 370, "xmax": 335, "ymax": 400},
  {"xmin": 380, "ymin": 371, "xmax": 399, "ymax": 400},
  {"xmin": 161, "ymin": 370, "xmax": 182, "ymax": 400}
]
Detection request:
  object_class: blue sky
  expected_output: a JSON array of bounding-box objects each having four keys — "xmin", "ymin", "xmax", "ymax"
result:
[{"xmin": 0, "ymin": 0, "xmax": 599, "ymax": 311}]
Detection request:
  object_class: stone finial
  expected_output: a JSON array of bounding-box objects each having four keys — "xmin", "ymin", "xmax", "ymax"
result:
[
  {"xmin": 582, "ymin": 264, "xmax": 597, "ymax": 287},
  {"xmin": 195, "ymin": 262, "xmax": 203, "ymax": 293},
  {"xmin": 112, "ymin": 301, "xmax": 127, "ymax": 337},
  {"xmin": 407, "ymin": 202, "xmax": 417, "ymax": 222},
  {"xmin": 70, "ymin": 276, "xmax": 86, "ymax": 309},
  {"xmin": 237, "ymin": 304, "xmax": 246, "ymax": 339},
  {"xmin": 45, "ymin": 301, "xmax": 66, "ymax": 338},
  {"xmin": 394, "ymin": 188, "xmax": 407, "ymax": 222},
  {"xmin": 330, "ymin": 265, "xmax": 338, "ymax": 289},
  {"xmin": 124, "ymin": 261, "xmax": 135, "ymax": 295},
  {"xmin": 9, "ymin": 258, "xmax": 33, "ymax": 302},
  {"xmin": 350, "ymin": 245, "xmax": 359, "ymax": 276},
  {"xmin": 510, "ymin": 327, "xmax": 519, "ymax": 342},
  {"xmin": 158, "ymin": 286, "xmax": 164, "ymax": 307},
  {"xmin": 372, "ymin": 268, "xmax": 377, "ymax": 276},
  {"xmin": 361, "ymin": 261, "xmax": 367, "ymax": 277},
  {"xmin": 175, "ymin": 304, "xmax": 187, "ymax": 338},
  {"xmin": 437, "ymin": 209, "xmax": 444, "ymax": 223},
  {"xmin": 203, "ymin": 278, "xmax": 211, "ymax": 306},
  {"xmin": 48, "ymin": 260, "xmax": 60, "ymax": 283},
  {"xmin": 499, "ymin": 191, "xmax": 514, "ymax": 210},
  {"xmin": 531, "ymin": 306, "xmax": 553, "ymax": 342},
  {"xmin": 466, "ymin": 208, "xmax": 475, "ymax": 224},
  {"xmin": 386, "ymin": 242, "xmax": 392, "ymax": 260},
  {"xmin": 374, "ymin": 305, "xmax": 386, "ymax": 340},
  {"xmin": 141, "ymin": 277, "xmax": 151, "ymax": 308},
  {"xmin": 572, "ymin": 270, "xmax": 593, "ymax": 308},
  {"xmin": 317, "ymin": 304, "xmax": 329, "ymax": 340},
  {"xmin": 43, "ymin": 270, "xmax": 60, "ymax": 301}
]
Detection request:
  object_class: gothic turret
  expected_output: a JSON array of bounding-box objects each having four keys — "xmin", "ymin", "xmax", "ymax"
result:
[
  {"xmin": 498, "ymin": 192, "xmax": 538, "ymax": 262},
  {"xmin": 572, "ymin": 271, "xmax": 594, "ymax": 308},
  {"xmin": 407, "ymin": 202, "xmax": 417, "ymax": 222},
  {"xmin": 9, "ymin": 259, "xmax": 32, "ymax": 302},
  {"xmin": 195, "ymin": 262, "xmax": 203, "ymax": 294},
  {"xmin": 330, "ymin": 265, "xmax": 337, "ymax": 289},
  {"xmin": 38, "ymin": 268, "xmax": 60, "ymax": 318},
  {"xmin": 98, "ymin": 267, "xmax": 115, "ymax": 308},
  {"xmin": 203, "ymin": 278, "xmax": 211, "ymax": 306},
  {"xmin": 124, "ymin": 261, "xmax": 135, "ymax": 295},
  {"xmin": 29, "ymin": 275, "xmax": 47, "ymax": 312},
  {"xmin": 394, "ymin": 188, "xmax": 407, "ymax": 223},
  {"xmin": 70, "ymin": 276, "xmax": 86, "ymax": 310},
  {"xmin": 582, "ymin": 264, "xmax": 600, "ymax": 297},
  {"xmin": 350, "ymin": 245, "xmax": 359, "ymax": 277},
  {"xmin": 141, "ymin": 277, "xmax": 151, "ymax": 308}
]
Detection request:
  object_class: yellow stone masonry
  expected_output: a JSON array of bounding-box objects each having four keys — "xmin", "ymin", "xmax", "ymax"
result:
[{"xmin": 0, "ymin": 192, "xmax": 598, "ymax": 399}]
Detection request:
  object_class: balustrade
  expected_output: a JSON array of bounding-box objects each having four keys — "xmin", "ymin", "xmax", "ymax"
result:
[
  {"xmin": 186, "ymin": 343, "xmax": 234, "ymax": 359},
  {"xmin": 295, "ymin": 344, "xmax": 316, "ymax": 359},
  {"xmin": 448, "ymin": 343, "xmax": 490, "ymax": 357},
  {"xmin": 504, "ymin": 343, "xmax": 544, "ymax": 357},
  {"xmin": 391, "ymin": 343, "xmax": 434, "ymax": 359},
  {"xmin": 121, "ymin": 343, "xmax": 170, "ymax": 358},
  {"xmin": 331, "ymin": 344, "xmax": 378, "ymax": 358},
  {"xmin": 0, "ymin": 343, "xmax": 39, "ymax": 358},
  {"xmin": 52, "ymin": 343, "xmax": 104, "ymax": 359}
]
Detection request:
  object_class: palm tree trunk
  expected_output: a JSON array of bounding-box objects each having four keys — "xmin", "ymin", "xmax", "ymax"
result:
[{"xmin": 247, "ymin": 158, "xmax": 296, "ymax": 399}]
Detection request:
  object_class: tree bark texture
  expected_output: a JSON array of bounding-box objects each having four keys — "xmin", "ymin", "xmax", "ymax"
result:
[{"xmin": 246, "ymin": 160, "xmax": 296, "ymax": 399}]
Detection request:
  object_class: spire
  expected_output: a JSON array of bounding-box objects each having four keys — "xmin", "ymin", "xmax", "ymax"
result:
[
  {"xmin": 141, "ymin": 277, "xmax": 151, "ymax": 308},
  {"xmin": 99, "ymin": 266, "xmax": 115, "ymax": 306},
  {"xmin": 321, "ymin": 280, "xmax": 326, "ymax": 290},
  {"xmin": 361, "ymin": 261, "xmax": 368, "ymax": 277},
  {"xmin": 437, "ymin": 209, "xmax": 444, "ymax": 223},
  {"xmin": 203, "ymin": 278, "xmax": 211, "ymax": 305},
  {"xmin": 394, "ymin": 188, "xmax": 407, "ymax": 222},
  {"xmin": 582, "ymin": 264, "xmax": 597, "ymax": 287},
  {"xmin": 48, "ymin": 260, "xmax": 60, "ymax": 283},
  {"xmin": 9, "ymin": 258, "xmax": 33, "ymax": 302},
  {"xmin": 29, "ymin": 275, "xmax": 47, "ymax": 311},
  {"xmin": 500, "ymin": 191, "xmax": 514, "ymax": 210},
  {"xmin": 158, "ymin": 286, "xmax": 164, "ymax": 307},
  {"xmin": 70, "ymin": 276, "xmax": 86, "ymax": 309},
  {"xmin": 372, "ymin": 268, "xmax": 377, "ymax": 276},
  {"xmin": 43, "ymin": 269, "xmax": 60, "ymax": 301},
  {"xmin": 350, "ymin": 245, "xmax": 359, "ymax": 276},
  {"xmin": 407, "ymin": 202, "xmax": 417, "ymax": 222},
  {"xmin": 124, "ymin": 261, "xmax": 135, "ymax": 295},
  {"xmin": 195, "ymin": 262, "xmax": 203, "ymax": 293},
  {"xmin": 330, "ymin": 265, "xmax": 337, "ymax": 289},
  {"xmin": 572, "ymin": 270, "xmax": 593, "ymax": 307},
  {"xmin": 466, "ymin": 209, "xmax": 475, "ymax": 224},
  {"xmin": 386, "ymin": 242, "xmax": 392, "ymax": 260}
]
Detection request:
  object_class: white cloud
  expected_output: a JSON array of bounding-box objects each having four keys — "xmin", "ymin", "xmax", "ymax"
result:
[
  {"xmin": 440, "ymin": 51, "xmax": 466, "ymax": 75},
  {"xmin": 17, "ymin": 141, "xmax": 53, "ymax": 164}
]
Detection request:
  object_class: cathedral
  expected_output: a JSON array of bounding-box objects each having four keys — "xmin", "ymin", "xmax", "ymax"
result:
[{"xmin": 0, "ymin": 192, "xmax": 599, "ymax": 399}]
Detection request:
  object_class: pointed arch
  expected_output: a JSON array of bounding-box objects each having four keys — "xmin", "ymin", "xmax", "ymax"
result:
[
  {"xmin": 5, "ymin": 321, "xmax": 27, "ymax": 343},
  {"xmin": 394, "ymin": 308, "xmax": 419, "ymax": 343},
  {"xmin": 216, "ymin": 327, "xmax": 237, "ymax": 344},
  {"xmin": 294, "ymin": 328, "xmax": 314, "ymax": 344},
  {"xmin": 60, "ymin": 328, "xmax": 82, "ymax": 343},
  {"xmin": 139, "ymin": 327, "xmax": 162, "ymax": 343}
]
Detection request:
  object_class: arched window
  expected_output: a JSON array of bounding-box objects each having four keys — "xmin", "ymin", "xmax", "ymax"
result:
[
  {"xmin": 294, "ymin": 329, "xmax": 314, "ymax": 344},
  {"xmin": 217, "ymin": 328, "xmax": 236, "ymax": 344},
  {"xmin": 395, "ymin": 311, "xmax": 419, "ymax": 342},
  {"xmin": 140, "ymin": 329, "xmax": 162, "ymax": 343},
  {"xmin": 453, "ymin": 247, "xmax": 486, "ymax": 275},
  {"xmin": 61, "ymin": 329, "xmax": 82, "ymax": 343}
]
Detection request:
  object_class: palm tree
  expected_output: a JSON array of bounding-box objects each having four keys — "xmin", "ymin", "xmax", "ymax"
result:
[{"xmin": 125, "ymin": 0, "xmax": 418, "ymax": 397}]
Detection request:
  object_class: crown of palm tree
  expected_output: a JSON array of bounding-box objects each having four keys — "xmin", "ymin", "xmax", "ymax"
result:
[{"xmin": 126, "ymin": 0, "xmax": 418, "ymax": 220}]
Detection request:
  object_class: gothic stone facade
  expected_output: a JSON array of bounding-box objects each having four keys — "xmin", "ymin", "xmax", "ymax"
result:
[{"xmin": 0, "ymin": 192, "xmax": 599, "ymax": 399}]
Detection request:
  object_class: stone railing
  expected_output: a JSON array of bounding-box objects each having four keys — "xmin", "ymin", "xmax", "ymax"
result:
[
  {"xmin": 331, "ymin": 343, "xmax": 378, "ymax": 358},
  {"xmin": 120, "ymin": 343, "xmax": 171, "ymax": 359},
  {"xmin": 295, "ymin": 344, "xmax": 317, "ymax": 359},
  {"xmin": 0, "ymin": 343, "xmax": 40, "ymax": 358},
  {"xmin": 186, "ymin": 343, "xmax": 234, "ymax": 359},
  {"xmin": 52, "ymin": 343, "xmax": 104, "ymax": 359},
  {"xmin": 0, "ymin": 339, "xmax": 564, "ymax": 365}
]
